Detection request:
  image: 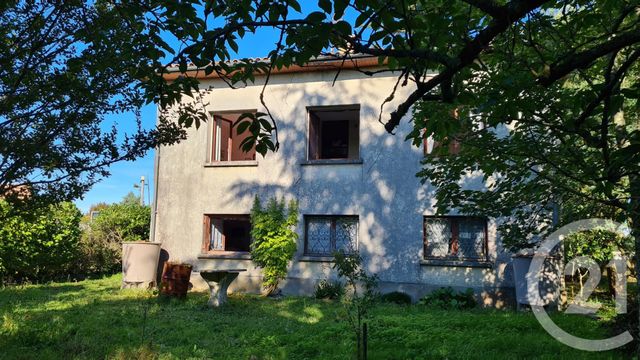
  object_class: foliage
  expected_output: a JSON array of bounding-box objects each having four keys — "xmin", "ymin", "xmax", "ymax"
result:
[
  {"xmin": 0, "ymin": 200, "xmax": 81, "ymax": 284},
  {"xmin": 0, "ymin": 1, "xmax": 185, "ymax": 209},
  {"xmin": 333, "ymin": 251, "xmax": 379, "ymax": 359},
  {"xmin": 379, "ymin": 291, "xmax": 412, "ymax": 305},
  {"xmin": 0, "ymin": 274, "xmax": 621, "ymax": 359},
  {"xmin": 565, "ymin": 229, "xmax": 634, "ymax": 266},
  {"xmin": 314, "ymin": 279, "xmax": 345, "ymax": 300},
  {"xmin": 74, "ymin": 194, "xmax": 151, "ymax": 277},
  {"xmin": 90, "ymin": 194, "xmax": 151, "ymax": 243},
  {"xmin": 250, "ymin": 197, "xmax": 298, "ymax": 295},
  {"xmin": 419, "ymin": 287, "xmax": 476, "ymax": 310}
]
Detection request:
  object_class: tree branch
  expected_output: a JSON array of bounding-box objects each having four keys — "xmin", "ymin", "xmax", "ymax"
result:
[
  {"xmin": 384, "ymin": 0, "xmax": 551, "ymax": 133},
  {"xmin": 539, "ymin": 29, "xmax": 640, "ymax": 86}
]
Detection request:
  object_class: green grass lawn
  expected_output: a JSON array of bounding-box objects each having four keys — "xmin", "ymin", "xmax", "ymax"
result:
[{"xmin": 0, "ymin": 274, "xmax": 627, "ymax": 359}]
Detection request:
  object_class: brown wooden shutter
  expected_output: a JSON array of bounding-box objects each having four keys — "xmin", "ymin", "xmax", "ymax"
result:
[
  {"xmin": 308, "ymin": 112, "xmax": 320, "ymax": 160},
  {"xmin": 202, "ymin": 216, "xmax": 211, "ymax": 253}
]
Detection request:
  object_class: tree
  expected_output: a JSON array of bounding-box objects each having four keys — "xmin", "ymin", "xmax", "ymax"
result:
[{"xmin": 0, "ymin": 1, "xmax": 186, "ymax": 210}]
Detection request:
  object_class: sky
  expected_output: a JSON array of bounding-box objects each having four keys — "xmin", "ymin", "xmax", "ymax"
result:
[{"xmin": 74, "ymin": 7, "xmax": 308, "ymax": 213}]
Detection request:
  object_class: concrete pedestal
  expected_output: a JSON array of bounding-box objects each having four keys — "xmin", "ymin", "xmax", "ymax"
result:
[{"xmin": 200, "ymin": 269, "xmax": 246, "ymax": 306}]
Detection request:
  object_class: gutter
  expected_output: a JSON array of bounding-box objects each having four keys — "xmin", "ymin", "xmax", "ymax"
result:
[{"xmin": 162, "ymin": 55, "xmax": 385, "ymax": 81}]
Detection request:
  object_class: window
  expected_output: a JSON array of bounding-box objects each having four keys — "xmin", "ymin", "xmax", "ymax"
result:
[
  {"xmin": 304, "ymin": 216, "xmax": 358, "ymax": 256},
  {"xmin": 308, "ymin": 106, "xmax": 360, "ymax": 160},
  {"xmin": 423, "ymin": 216, "xmax": 487, "ymax": 261},
  {"xmin": 209, "ymin": 112, "xmax": 256, "ymax": 162},
  {"xmin": 422, "ymin": 108, "xmax": 484, "ymax": 156},
  {"xmin": 423, "ymin": 136, "xmax": 461, "ymax": 156},
  {"xmin": 203, "ymin": 215, "xmax": 252, "ymax": 253}
]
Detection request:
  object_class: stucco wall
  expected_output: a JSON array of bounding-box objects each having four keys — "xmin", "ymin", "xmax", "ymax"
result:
[{"xmin": 153, "ymin": 68, "xmax": 515, "ymax": 304}]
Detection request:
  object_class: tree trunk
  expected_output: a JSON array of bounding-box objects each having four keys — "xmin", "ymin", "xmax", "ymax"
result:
[{"xmin": 607, "ymin": 266, "xmax": 616, "ymax": 299}]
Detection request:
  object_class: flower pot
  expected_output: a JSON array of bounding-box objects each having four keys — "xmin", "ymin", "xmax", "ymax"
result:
[{"xmin": 122, "ymin": 242, "xmax": 162, "ymax": 289}]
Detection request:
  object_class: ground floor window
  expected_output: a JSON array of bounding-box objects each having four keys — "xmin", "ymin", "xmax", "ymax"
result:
[
  {"xmin": 423, "ymin": 216, "xmax": 487, "ymax": 261},
  {"xmin": 304, "ymin": 215, "xmax": 358, "ymax": 256},
  {"xmin": 203, "ymin": 215, "xmax": 251, "ymax": 253}
]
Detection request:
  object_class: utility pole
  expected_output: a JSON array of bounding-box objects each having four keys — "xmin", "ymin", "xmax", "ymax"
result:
[{"xmin": 139, "ymin": 176, "xmax": 145, "ymax": 206}]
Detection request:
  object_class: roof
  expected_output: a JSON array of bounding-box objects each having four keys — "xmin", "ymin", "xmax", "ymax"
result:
[{"xmin": 162, "ymin": 54, "xmax": 384, "ymax": 81}]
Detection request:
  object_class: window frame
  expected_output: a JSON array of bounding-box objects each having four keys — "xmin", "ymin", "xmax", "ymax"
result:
[
  {"xmin": 306, "ymin": 105, "xmax": 360, "ymax": 162},
  {"xmin": 208, "ymin": 110, "xmax": 257, "ymax": 163},
  {"xmin": 202, "ymin": 214, "xmax": 252, "ymax": 254},
  {"xmin": 304, "ymin": 215, "xmax": 359, "ymax": 256},
  {"xmin": 422, "ymin": 216, "xmax": 488, "ymax": 262}
]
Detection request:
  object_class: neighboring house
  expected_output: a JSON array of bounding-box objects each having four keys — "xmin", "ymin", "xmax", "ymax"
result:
[{"xmin": 152, "ymin": 56, "xmax": 515, "ymax": 306}]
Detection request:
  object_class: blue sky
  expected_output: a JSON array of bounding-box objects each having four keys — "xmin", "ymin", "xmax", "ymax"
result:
[{"xmin": 75, "ymin": 12, "xmax": 292, "ymax": 212}]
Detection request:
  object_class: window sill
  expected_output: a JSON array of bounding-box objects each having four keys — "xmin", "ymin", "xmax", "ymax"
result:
[
  {"xmin": 204, "ymin": 160, "xmax": 258, "ymax": 167},
  {"xmin": 420, "ymin": 259, "xmax": 492, "ymax": 268},
  {"xmin": 298, "ymin": 255, "xmax": 335, "ymax": 263},
  {"xmin": 198, "ymin": 252, "xmax": 252, "ymax": 260},
  {"xmin": 300, "ymin": 158, "xmax": 363, "ymax": 166}
]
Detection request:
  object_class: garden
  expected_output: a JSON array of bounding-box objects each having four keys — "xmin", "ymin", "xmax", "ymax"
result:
[{"xmin": 0, "ymin": 274, "xmax": 626, "ymax": 360}]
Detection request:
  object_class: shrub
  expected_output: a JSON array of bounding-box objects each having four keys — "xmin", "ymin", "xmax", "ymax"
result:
[
  {"xmin": 250, "ymin": 197, "xmax": 298, "ymax": 295},
  {"xmin": 314, "ymin": 279, "xmax": 345, "ymax": 300},
  {"xmin": 380, "ymin": 291, "xmax": 412, "ymax": 305},
  {"xmin": 419, "ymin": 287, "xmax": 476, "ymax": 310},
  {"xmin": 90, "ymin": 195, "xmax": 151, "ymax": 243},
  {"xmin": 74, "ymin": 194, "xmax": 150, "ymax": 277},
  {"xmin": 0, "ymin": 201, "xmax": 82, "ymax": 284}
]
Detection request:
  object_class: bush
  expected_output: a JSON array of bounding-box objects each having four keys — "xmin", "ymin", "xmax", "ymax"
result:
[
  {"xmin": 380, "ymin": 291, "xmax": 412, "ymax": 305},
  {"xmin": 419, "ymin": 287, "xmax": 476, "ymax": 310},
  {"xmin": 0, "ymin": 201, "xmax": 82, "ymax": 284},
  {"xmin": 74, "ymin": 194, "xmax": 150, "ymax": 277},
  {"xmin": 250, "ymin": 197, "xmax": 298, "ymax": 295},
  {"xmin": 314, "ymin": 279, "xmax": 345, "ymax": 300},
  {"xmin": 90, "ymin": 196, "xmax": 151, "ymax": 243}
]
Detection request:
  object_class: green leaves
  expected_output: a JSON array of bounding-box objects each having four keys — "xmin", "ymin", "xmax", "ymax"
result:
[
  {"xmin": 250, "ymin": 197, "xmax": 299, "ymax": 295},
  {"xmin": 306, "ymin": 11, "xmax": 327, "ymax": 23},
  {"xmin": 318, "ymin": 0, "xmax": 332, "ymax": 13},
  {"xmin": 234, "ymin": 112, "xmax": 278, "ymax": 156},
  {"xmin": 0, "ymin": 201, "xmax": 82, "ymax": 284}
]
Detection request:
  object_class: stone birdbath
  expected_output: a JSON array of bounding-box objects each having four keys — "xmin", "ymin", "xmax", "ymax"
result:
[{"xmin": 200, "ymin": 269, "xmax": 246, "ymax": 307}]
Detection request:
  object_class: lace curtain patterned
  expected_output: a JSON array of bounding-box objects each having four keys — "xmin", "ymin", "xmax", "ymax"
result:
[{"xmin": 424, "ymin": 218, "xmax": 451, "ymax": 258}]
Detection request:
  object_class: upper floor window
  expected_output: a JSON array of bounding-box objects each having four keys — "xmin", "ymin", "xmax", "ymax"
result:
[
  {"xmin": 423, "ymin": 216, "xmax": 487, "ymax": 261},
  {"xmin": 308, "ymin": 106, "xmax": 360, "ymax": 160},
  {"xmin": 203, "ymin": 215, "xmax": 252, "ymax": 253},
  {"xmin": 209, "ymin": 112, "xmax": 256, "ymax": 162},
  {"xmin": 422, "ymin": 108, "xmax": 483, "ymax": 156},
  {"xmin": 304, "ymin": 215, "xmax": 358, "ymax": 256}
]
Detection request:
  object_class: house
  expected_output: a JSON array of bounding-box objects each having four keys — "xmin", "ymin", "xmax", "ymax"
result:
[{"xmin": 151, "ymin": 56, "xmax": 515, "ymax": 307}]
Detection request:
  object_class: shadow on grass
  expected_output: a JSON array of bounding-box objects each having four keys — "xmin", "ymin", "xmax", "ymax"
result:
[{"xmin": 0, "ymin": 276, "xmax": 625, "ymax": 360}]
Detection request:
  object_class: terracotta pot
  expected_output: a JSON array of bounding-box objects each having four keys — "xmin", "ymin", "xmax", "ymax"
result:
[
  {"xmin": 160, "ymin": 262, "xmax": 192, "ymax": 298},
  {"xmin": 122, "ymin": 242, "xmax": 162, "ymax": 289}
]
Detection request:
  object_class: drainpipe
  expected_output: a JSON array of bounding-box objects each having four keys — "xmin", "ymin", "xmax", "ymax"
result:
[{"xmin": 149, "ymin": 106, "xmax": 161, "ymax": 243}]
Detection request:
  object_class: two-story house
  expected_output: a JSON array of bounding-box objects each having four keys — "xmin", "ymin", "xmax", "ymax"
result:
[{"xmin": 151, "ymin": 56, "xmax": 515, "ymax": 306}]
